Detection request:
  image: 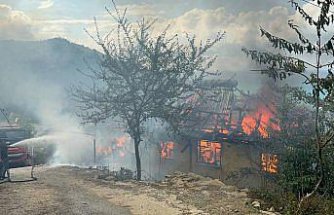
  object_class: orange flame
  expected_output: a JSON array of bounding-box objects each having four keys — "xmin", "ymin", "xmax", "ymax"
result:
[
  {"xmin": 97, "ymin": 135, "xmax": 129, "ymax": 157},
  {"xmin": 220, "ymin": 129, "xmax": 229, "ymax": 134},
  {"xmin": 116, "ymin": 136, "xmax": 128, "ymax": 147},
  {"xmin": 202, "ymin": 128, "xmax": 229, "ymax": 134},
  {"xmin": 96, "ymin": 146, "xmax": 113, "ymax": 155},
  {"xmin": 241, "ymin": 104, "xmax": 280, "ymax": 138},
  {"xmin": 261, "ymin": 153, "xmax": 278, "ymax": 173},
  {"xmin": 161, "ymin": 141, "xmax": 175, "ymax": 159},
  {"xmin": 198, "ymin": 140, "xmax": 221, "ymax": 165}
]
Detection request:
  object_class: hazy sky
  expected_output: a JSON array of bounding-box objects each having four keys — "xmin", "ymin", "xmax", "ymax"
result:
[
  {"xmin": 0, "ymin": 0, "xmax": 299, "ymax": 45},
  {"xmin": 1, "ymin": 0, "xmax": 319, "ymax": 89}
]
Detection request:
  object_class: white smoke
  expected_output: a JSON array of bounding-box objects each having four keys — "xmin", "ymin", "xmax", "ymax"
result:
[{"xmin": 0, "ymin": 57, "xmax": 96, "ymax": 165}]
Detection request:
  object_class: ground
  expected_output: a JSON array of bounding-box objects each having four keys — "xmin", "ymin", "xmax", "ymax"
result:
[{"xmin": 0, "ymin": 166, "xmax": 262, "ymax": 215}]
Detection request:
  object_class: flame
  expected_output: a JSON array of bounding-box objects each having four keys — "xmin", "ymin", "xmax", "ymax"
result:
[
  {"xmin": 241, "ymin": 104, "xmax": 280, "ymax": 138},
  {"xmin": 261, "ymin": 153, "xmax": 278, "ymax": 173},
  {"xmin": 97, "ymin": 135, "xmax": 129, "ymax": 157},
  {"xmin": 119, "ymin": 151, "xmax": 126, "ymax": 158},
  {"xmin": 161, "ymin": 141, "xmax": 175, "ymax": 159},
  {"xmin": 115, "ymin": 135, "xmax": 128, "ymax": 157},
  {"xmin": 96, "ymin": 146, "xmax": 113, "ymax": 155},
  {"xmin": 220, "ymin": 129, "xmax": 229, "ymax": 134},
  {"xmin": 198, "ymin": 140, "xmax": 221, "ymax": 165},
  {"xmin": 116, "ymin": 136, "xmax": 128, "ymax": 147},
  {"xmin": 202, "ymin": 128, "xmax": 229, "ymax": 134}
]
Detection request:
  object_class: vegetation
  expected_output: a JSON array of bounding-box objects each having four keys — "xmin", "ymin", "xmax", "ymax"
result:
[
  {"xmin": 243, "ymin": 0, "xmax": 334, "ymax": 213},
  {"xmin": 72, "ymin": 1, "xmax": 223, "ymax": 180}
]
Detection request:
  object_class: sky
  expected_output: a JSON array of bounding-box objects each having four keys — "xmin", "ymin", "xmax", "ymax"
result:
[
  {"xmin": 0, "ymin": 0, "xmax": 297, "ymax": 45},
  {"xmin": 0, "ymin": 0, "xmax": 325, "ymax": 89}
]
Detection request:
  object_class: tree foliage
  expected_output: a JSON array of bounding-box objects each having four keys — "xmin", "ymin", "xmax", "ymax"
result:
[
  {"xmin": 243, "ymin": 0, "xmax": 334, "ymax": 213},
  {"xmin": 72, "ymin": 1, "xmax": 224, "ymax": 180}
]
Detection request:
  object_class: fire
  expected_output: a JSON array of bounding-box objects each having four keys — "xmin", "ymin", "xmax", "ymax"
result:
[
  {"xmin": 96, "ymin": 146, "xmax": 113, "ymax": 155},
  {"xmin": 198, "ymin": 140, "xmax": 221, "ymax": 165},
  {"xmin": 119, "ymin": 151, "xmax": 126, "ymax": 158},
  {"xmin": 241, "ymin": 104, "xmax": 280, "ymax": 138},
  {"xmin": 161, "ymin": 141, "xmax": 175, "ymax": 159},
  {"xmin": 220, "ymin": 129, "xmax": 229, "ymax": 134},
  {"xmin": 97, "ymin": 135, "xmax": 129, "ymax": 157},
  {"xmin": 116, "ymin": 136, "xmax": 127, "ymax": 147},
  {"xmin": 202, "ymin": 128, "xmax": 229, "ymax": 134},
  {"xmin": 261, "ymin": 153, "xmax": 278, "ymax": 173}
]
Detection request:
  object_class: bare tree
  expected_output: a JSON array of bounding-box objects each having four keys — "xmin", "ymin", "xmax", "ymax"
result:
[{"xmin": 72, "ymin": 2, "xmax": 224, "ymax": 180}]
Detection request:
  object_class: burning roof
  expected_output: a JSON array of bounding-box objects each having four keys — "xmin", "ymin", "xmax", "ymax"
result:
[{"xmin": 182, "ymin": 79, "xmax": 282, "ymax": 140}]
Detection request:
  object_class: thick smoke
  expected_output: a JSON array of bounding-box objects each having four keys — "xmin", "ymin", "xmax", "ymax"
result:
[
  {"xmin": 0, "ymin": 39, "xmax": 170, "ymax": 177},
  {"xmin": 0, "ymin": 67, "xmax": 96, "ymax": 165}
]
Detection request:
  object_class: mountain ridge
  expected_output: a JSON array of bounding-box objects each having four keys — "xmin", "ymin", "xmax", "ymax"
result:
[
  {"xmin": 0, "ymin": 37, "xmax": 101, "ymax": 86},
  {"xmin": 0, "ymin": 37, "xmax": 101, "ymax": 120}
]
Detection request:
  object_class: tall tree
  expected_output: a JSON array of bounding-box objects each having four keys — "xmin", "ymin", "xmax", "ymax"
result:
[
  {"xmin": 242, "ymin": 0, "xmax": 334, "ymax": 212},
  {"xmin": 72, "ymin": 2, "xmax": 224, "ymax": 180}
]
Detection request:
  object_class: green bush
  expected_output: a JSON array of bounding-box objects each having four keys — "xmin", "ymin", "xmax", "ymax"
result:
[{"xmin": 248, "ymin": 189, "xmax": 334, "ymax": 215}]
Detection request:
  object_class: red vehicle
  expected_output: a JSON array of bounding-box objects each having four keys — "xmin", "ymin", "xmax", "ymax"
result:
[
  {"xmin": 8, "ymin": 146, "xmax": 31, "ymax": 168},
  {"xmin": 0, "ymin": 126, "xmax": 32, "ymax": 168}
]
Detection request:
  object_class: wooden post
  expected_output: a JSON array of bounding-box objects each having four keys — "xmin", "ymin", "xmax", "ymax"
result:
[
  {"xmin": 219, "ymin": 142, "xmax": 223, "ymax": 180},
  {"xmin": 93, "ymin": 122, "xmax": 97, "ymax": 165},
  {"xmin": 93, "ymin": 138, "xmax": 96, "ymax": 165},
  {"xmin": 189, "ymin": 140, "xmax": 193, "ymax": 172}
]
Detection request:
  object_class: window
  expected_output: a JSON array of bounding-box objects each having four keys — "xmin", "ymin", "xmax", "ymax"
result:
[
  {"xmin": 198, "ymin": 140, "xmax": 222, "ymax": 166},
  {"xmin": 261, "ymin": 153, "xmax": 278, "ymax": 173},
  {"xmin": 160, "ymin": 141, "xmax": 175, "ymax": 159}
]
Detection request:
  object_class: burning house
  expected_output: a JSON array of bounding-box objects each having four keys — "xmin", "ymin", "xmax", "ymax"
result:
[
  {"xmin": 95, "ymin": 132, "xmax": 136, "ymax": 171},
  {"xmin": 153, "ymin": 79, "xmax": 283, "ymax": 188},
  {"xmin": 93, "ymin": 79, "xmax": 283, "ymax": 188}
]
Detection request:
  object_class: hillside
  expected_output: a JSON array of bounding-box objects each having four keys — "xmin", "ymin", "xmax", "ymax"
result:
[
  {"xmin": 0, "ymin": 38, "xmax": 100, "ymax": 86},
  {"xmin": 0, "ymin": 38, "xmax": 101, "ymax": 123}
]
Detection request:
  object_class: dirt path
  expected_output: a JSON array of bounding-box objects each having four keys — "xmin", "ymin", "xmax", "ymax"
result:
[
  {"xmin": 0, "ymin": 166, "xmax": 259, "ymax": 215},
  {"xmin": 0, "ymin": 166, "xmax": 131, "ymax": 215}
]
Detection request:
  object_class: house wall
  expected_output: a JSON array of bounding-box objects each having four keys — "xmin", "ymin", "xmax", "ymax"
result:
[{"xmin": 155, "ymin": 140, "xmax": 265, "ymax": 188}]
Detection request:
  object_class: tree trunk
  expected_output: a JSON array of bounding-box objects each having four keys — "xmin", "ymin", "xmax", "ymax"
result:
[
  {"xmin": 134, "ymin": 137, "xmax": 141, "ymax": 181},
  {"xmin": 189, "ymin": 140, "xmax": 193, "ymax": 172}
]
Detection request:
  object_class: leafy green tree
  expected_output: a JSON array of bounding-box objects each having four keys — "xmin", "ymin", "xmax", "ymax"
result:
[
  {"xmin": 72, "ymin": 2, "xmax": 223, "ymax": 180},
  {"xmin": 243, "ymin": 0, "xmax": 334, "ymax": 212}
]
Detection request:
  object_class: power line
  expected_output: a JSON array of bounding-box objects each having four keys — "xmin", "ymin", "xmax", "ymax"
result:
[{"xmin": 0, "ymin": 108, "xmax": 11, "ymax": 127}]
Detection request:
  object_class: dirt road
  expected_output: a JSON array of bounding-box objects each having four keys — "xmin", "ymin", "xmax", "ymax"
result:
[
  {"xmin": 0, "ymin": 166, "xmax": 258, "ymax": 215},
  {"xmin": 0, "ymin": 166, "xmax": 131, "ymax": 215}
]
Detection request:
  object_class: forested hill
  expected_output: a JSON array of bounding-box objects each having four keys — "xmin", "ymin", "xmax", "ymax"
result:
[
  {"xmin": 0, "ymin": 38, "xmax": 100, "ymax": 86},
  {"xmin": 0, "ymin": 38, "xmax": 101, "ymax": 121}
]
